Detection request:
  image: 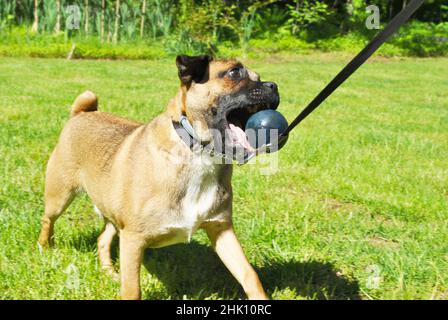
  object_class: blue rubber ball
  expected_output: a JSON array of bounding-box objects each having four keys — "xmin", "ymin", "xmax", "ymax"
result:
[{"xmin": 245, "ymin": 109, "xmax": 288, "ymax": 151}]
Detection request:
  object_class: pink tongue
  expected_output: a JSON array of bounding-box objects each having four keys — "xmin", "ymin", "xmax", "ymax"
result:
[{"xmin": 229, "ymin": 124, "xmax": 255, "ymax": 152}]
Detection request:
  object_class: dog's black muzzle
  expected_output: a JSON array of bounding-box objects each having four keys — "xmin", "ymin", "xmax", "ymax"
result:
[
  {"xmin": 173, "ymin": 81, "xmax": 283, "ymax": 165},
  {"xmin": 247, "ymin": 81, "xmax": 280, "ymax": 110},
  {"xmin": 206, "ymin": 81, "xmax": 281, "ymax": 163}
]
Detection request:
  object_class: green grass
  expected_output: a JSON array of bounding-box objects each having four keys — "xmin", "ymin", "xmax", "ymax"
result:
[
  {"xmin": 1, "ymin": 23, "xmax": 447, "ymax": 60},
  {"xmin": 0, "ymin": 54, "xmax": 447, "ymax": 300}
]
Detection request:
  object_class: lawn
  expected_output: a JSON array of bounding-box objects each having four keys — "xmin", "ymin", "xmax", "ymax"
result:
[{"xmin": 0, "ymin": 54, "xmax": 447, "ymax": 300}]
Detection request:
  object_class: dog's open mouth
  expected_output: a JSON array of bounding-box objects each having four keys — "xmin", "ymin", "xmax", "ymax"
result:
[{"xmin": 225, "ymin": 104, "xmax": 271, "ymax": 153}]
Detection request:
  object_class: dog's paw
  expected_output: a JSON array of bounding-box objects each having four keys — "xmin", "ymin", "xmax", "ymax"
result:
[
  {"xmin": 37, "ymin": 242, "xmax": 44, "ymax": 255},
  {"xmin": 102, "ymin": 266, "xmax": 120, "ymax": 282},
  {"xmin": 37, "ymin": 239, "xmax": 53, "ymax": 253}
]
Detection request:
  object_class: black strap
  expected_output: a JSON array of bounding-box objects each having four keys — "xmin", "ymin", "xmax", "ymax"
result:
[{"xmin": 281, "ymin": 0, "xmax": 425, "ymax": 137}]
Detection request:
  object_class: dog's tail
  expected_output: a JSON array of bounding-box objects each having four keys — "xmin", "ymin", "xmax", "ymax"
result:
[{"xmin": 70, "ymin": 91, "xmax": 98, "ymax": 117}]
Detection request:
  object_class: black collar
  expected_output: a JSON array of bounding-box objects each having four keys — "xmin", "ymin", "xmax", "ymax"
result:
[
  {"xmin": 171, "ymin": 118, "xmax": 255, "ymax": 165},
  {"xmin": 172, "ymin": 120, "xmax": 198, "ymax": 150}
]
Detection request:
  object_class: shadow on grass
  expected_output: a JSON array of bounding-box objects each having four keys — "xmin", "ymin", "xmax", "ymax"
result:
[
  {"xmin": 63, "ymin": 228, "xmax": 101, "ymax": 252},
  {"xmin": 143, "ymin": 241, "xmax": 361, "ymax": 300},
  {"xmin": 67, "ymin": 231, "xmax": 360, "ymax": 300}
]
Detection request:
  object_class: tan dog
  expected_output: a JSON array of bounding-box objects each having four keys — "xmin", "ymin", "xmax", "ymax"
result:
[{"xmin": 38, "ymin": 55, "xmax": 280, "ymax": 300}]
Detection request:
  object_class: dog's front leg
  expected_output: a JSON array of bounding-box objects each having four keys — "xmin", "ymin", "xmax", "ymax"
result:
[
  {"xmin": 205, "ymin": 222, "xmax": 268, "ymax": 300},
  {"xmin": 119, "ymin": 231, "xmax": 145, "ymax": 300}
]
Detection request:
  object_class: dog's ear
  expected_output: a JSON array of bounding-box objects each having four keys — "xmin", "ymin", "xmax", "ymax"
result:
[{"xmin": 176, "ymin": 55, "xmax": 211, "ymax": 86}]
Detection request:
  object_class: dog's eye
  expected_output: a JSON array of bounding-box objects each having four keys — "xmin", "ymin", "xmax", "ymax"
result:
[{"xmin": 228, "ymin": 67, "xmax": 242, "ymax": 79}]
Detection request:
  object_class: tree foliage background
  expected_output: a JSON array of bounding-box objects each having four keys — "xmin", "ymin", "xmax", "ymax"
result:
[{"xmin": 0, "ymin": 1, "xmax": 446, "ymax": 57}]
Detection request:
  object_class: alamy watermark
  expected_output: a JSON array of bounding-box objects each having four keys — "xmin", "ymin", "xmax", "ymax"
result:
[
  {"xmin": 66, "ymin": 3, "xmax": 382, "ymax": 31},
  {"xmin": 171, "ymin": 121, "xmax": 281, "ymax": 175},
  {"xmin": 66, "ymin": 5, "xmax": 81, "ymax": 30},
  {"xmin": 366, "ymin": 5, "xmax": 380, "ymax": 30},
  {"xmin": 365, "ymin": 264, "xmax": 382, "ymax": 289},
  {"xmin": 65, "ymin": 263, "xmax": 80, "ymax": 290}
]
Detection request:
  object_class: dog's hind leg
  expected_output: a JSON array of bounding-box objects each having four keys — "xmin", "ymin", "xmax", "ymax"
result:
[
  {"xmin": 97, "ymin": 219, "xmax": 119, "ymax": 279},
  {"xmin": 38, "ymin": 185, "xmax": 75, "ymax": 249},
  {"xmin": 38, "ymin": 155, "xmax": 77, "ymax": 249}
]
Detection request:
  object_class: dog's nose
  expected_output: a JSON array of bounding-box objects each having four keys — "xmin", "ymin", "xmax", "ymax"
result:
[{"xmin": 263, "ymin": 82, "xmax": 278, "ymax": 91}]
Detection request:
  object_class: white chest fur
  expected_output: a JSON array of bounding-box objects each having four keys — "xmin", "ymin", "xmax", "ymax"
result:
[
  {"xmin": 182, "ymin": 160, "xmax": 218, "ymax": 228},
  {"xmin": 156, "ymin": 156, "xmax": 221, "ymax": 247}
]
